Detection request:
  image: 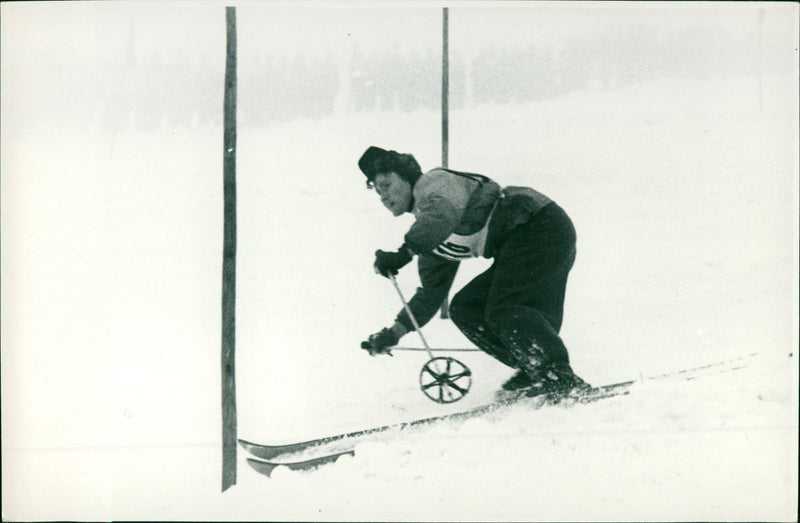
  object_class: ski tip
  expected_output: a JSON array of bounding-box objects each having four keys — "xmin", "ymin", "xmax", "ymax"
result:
[
  {"xmin": 238, "ymin": 438, "xmax": 256, "ymax": 450},
  {"xmin": 239, "ymin": 438, "xmax": 278, "ymax": 456},
  {"xmin": 246, "ymin": 457, "xmax": 278, "ymax": 478},
  {"xmin": 245, "ymin": 450, "xmax": 356, "ymax": 478}
]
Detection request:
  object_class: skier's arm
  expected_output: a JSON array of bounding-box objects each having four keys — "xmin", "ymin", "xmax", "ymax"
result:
[
  {"xmin": 393, "ymin": 254, "xmax": 459, "ymax": 334},
  {"xmin": 373, "ymin": 170, "xmax": 468, "ymax": 339},
  {"xmin": 361, "ymin": 256, "xmax": 457, "ymax": 355}
]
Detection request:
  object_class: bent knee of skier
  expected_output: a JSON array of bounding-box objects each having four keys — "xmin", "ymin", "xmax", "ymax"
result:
[
  {"xmin": 484, "ymin": 304, "xmax": 568, "ymax": 364},
  {"xmin": 484, "ymin": 303, "xmax": 540, "ymax": 330},
  {"xmin": 448, "ymin": 294, "xmax": 483, "ymax": 329}
]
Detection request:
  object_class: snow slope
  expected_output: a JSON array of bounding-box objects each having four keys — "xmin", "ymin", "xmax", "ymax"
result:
[
  {"xmin": 227, "ymin": 353, "xmax": 796, "ymax": 522},
  {"xmin": 3, "ymin": 73, "xmax": 797, "ymax": 521}
]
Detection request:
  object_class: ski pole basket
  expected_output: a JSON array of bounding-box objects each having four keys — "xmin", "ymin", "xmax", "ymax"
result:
[
  {"xmin": 389, "ymin": 274, "xmax": 473, "ymax": 404},
  {"xmin": 419, "ymin": 356, "xmax": 472, "ymax": 403}
]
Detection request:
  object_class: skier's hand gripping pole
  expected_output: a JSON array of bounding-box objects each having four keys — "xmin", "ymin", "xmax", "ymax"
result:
[{"xmin": 388, "ymin": 274, "xmax": 472, "ymax": 404}]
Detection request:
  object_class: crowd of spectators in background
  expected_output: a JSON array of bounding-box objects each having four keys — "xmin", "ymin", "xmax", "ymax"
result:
[{"xmin": 31, "ymin": 24, "xmax": 777, "ymax": 134}]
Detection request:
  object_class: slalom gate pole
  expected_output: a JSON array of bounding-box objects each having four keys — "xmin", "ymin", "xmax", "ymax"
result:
[
  {"xmin": 220, "ymin": 5, "xmax": 238, "ymax": 492},
  {"xmin": 439, "ymin": 7, "xmax": 450, "ymax": 320}
]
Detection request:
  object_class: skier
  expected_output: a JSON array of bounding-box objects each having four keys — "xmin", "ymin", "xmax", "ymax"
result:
[{"xmin": 358, "ymin": 146, "xmax": 589, "ymax": 396}]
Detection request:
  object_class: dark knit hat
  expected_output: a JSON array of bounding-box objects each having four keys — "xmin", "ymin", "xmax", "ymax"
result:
[{"xmin": 358, "ymin": 146, "xmax": 422, "ymax": 186}]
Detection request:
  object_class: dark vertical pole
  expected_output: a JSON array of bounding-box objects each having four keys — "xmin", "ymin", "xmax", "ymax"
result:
[
  {"xmin": 221, "ymin": 5, "xmax": 238, "ymax": 492},
  {"xmin": 758, "ymin": 9, "xmax": 764, "ymax": 115},
  {"xmin": 440, "ymin": 7, "xmax": 451, "ymax": 319},
  {"xmin": 441, "ymin": 7, "xmax": 449, "ymax": 170}
]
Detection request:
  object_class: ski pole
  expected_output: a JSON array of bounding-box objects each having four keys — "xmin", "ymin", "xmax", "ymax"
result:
[
  {"xmin": 390, "ymin": 347, "xmax": 480, "ymax": 353},
  {"xmin": 388, "ymin": 274, "xmax": 473, "ymax": 403},
  {"xmin": 388, "ymin": 274, "xmax": 436, "ymax": 361}
]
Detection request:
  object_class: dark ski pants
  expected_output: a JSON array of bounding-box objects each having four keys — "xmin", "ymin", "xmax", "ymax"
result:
[{"xmin": 449, "ymin": 203, "xmax": 576, "ymax": 373}]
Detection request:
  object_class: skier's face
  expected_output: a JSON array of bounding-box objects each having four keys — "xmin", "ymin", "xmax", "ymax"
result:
[{"xmin": 373, "ymin": 172, "xmax": 412, "ymax": 216}]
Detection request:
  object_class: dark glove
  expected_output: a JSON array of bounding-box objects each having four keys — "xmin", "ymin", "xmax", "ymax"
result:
[
  {"xmin": 373, "ymin": 245, "xmax": 413, "ymax": 278},
  {"xmin": 360, "ymin": 327, "xmax": 399, "ymax": 356}
]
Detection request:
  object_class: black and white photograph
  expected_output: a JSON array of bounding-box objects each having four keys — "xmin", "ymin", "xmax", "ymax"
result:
[{"xmin": 1, "ymin": 1, "xmax": 798, "ymax": 520}]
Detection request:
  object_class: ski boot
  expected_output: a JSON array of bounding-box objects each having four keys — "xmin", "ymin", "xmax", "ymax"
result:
[
  {"xmin": 494, "ymin": 369, "xmax": 535, "ymax": 400},
  {"xmin": 524, "ymin": 362, "xmax": 591, "ymax": 398}
]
